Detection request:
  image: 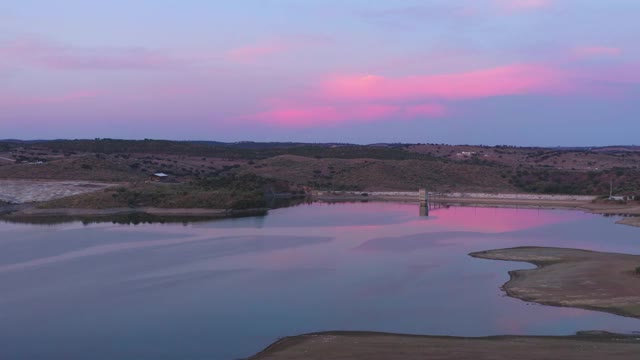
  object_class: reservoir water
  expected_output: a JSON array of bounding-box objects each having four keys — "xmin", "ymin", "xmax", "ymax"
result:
[{"xmin": 1, "ymin": 202, "xmax": 639, "ymax": 359}]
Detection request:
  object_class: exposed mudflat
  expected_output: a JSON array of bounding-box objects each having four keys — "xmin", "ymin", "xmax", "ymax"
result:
[
  {"xmin": 250, "ymin": 331, "xmax": 640, "ymax": 360},
  {"xmin": 617, "ymin": 216, "xmax": 640, "ymax": 227},
  {"xmin": 470, "ymin": 247, "xmax": 640, "ymax": 318},
  {"xmin": 0, "ymin": 180, "xmax": 113, "ymax": 203}
]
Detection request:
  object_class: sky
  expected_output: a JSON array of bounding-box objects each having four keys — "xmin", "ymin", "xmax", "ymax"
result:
[{"xmin": 1, "ymin": 0, "xmax": 640, "ymax": 146}]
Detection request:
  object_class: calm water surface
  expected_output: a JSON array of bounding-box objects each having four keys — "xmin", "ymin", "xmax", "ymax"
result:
[{"xmin": 1, "ymin": 202, "xmax": 640, "ymax": 359}]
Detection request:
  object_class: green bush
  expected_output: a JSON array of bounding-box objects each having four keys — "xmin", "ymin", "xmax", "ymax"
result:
[{"xmin": 636, "ymin": 266, "xmax": 640, "ymax": 275}]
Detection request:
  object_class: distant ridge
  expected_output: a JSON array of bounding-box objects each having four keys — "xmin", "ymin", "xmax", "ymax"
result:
[
  {"xmin": 1, "ymin": 139, "xmax": 639, "ymax": 152},
  {"xmin": 0, "ymin": 139, "xmax": 53, "ymax": 144},
  {"xmin": 3, "ymin": 138, "xmax": 640, "ymax": 196}
]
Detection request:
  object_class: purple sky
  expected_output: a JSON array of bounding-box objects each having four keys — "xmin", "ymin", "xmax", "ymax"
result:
[{"xmin": 1, "ymin": 0, "xmax": 639, "ymax": 145}]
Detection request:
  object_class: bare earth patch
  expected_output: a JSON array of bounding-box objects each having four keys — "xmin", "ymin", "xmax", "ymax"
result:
[
  {"xmin": 0, "ymin": 180, "xmax": 114, "ymax": 203},
  {"xmin": 470, "ymin": 247, "xmax": 640, "ymax": 318},
  {"xmin": 618, "ymin": 217, "xmax": 640, "ymax": 227},
  {"xmin": 250, "ymin": 331, "xmax": 640, "ymax": 360}
]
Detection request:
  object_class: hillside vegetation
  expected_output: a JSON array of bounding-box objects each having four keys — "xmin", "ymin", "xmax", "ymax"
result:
[
  {"xmin": 242, "ymin": 155, "xmax": 514, "ymax": 192},
  {"xmin": 37, "ymin": 174, "xmax": 289, "ymax": 210},
  {"xmin": 2, "ymin": 140, "xmax": 640, "ymax": 196}
]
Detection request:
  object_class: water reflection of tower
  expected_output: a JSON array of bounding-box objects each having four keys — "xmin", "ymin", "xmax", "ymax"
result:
[
  {"xmin": 418, "ymin": 189, "xmax": 449, "ymax": 216},
  {"xmin": 419, "ymin": 189, "xmax": 429, "ymax": 216}
]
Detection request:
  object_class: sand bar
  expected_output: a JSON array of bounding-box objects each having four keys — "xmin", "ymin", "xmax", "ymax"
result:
[{"xmin": 470, "ymin": 247, "xmax": 640, "ymax": 318}]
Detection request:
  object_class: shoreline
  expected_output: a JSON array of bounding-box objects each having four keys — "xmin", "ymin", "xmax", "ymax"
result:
[
  {"xmin": 249, "ymin": 331, "xmax": 640, "ymax": 360},
  {"xmin": 470, "ymin": 247, "xmax": 640, "ymax": 319},
  {"xmin": 0, "ymin": 206, "xmax": 268, "ymax": 223},
  {"xmin": 313, "ymin": 191, "xmax": 640, "ymax": 226},
  {"xmin": 251, "ymin": 245, "xmax": 640, "ymax": 359},
  {"xmin": 2, "ymin": 190, "xmax": 640, "ymax": 224},
  {"xmin": 313, "ymin": 191, "xmax": 599, "ymax": 208}
]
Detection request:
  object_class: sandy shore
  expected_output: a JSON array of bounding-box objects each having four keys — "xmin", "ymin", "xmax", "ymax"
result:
[
  {"xmin": 470, "ymin": 247, "xmax": 640, "ymax": 318},
  {"xmin": 618, "ymin": 217, "xmax": 640, "ymax": 227},
  {"xmin": 249, "ymin": 331, "xmax": 640, "ymax": 360}
]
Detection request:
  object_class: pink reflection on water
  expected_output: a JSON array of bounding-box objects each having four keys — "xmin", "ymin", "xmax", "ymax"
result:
[
  {"xmin": 312, "ymin": 203, "xmax": 593, "ymax": 234},
  {"xmin": 313, "ymin": 201, "xmax": 416, "ymax": 215},
  {"xmin": 424, "ymin": 206, "xmax": 592, "ymax": 233},
  {"xmin": 81, "ymin": 204, "xmax": 605, "ymax": 274}
]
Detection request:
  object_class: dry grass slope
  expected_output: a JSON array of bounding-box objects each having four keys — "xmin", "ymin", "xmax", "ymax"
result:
[
  {"xmin": 0, "ymin": 157, "xmax": 144, "ymax": 182},
  {"xmin": 242, "ymin": 155, "xmax": 515, "ymax": 192},
  {"xmin": 40, "ymin": 185, "xmax": 264, "ymax": 210}
]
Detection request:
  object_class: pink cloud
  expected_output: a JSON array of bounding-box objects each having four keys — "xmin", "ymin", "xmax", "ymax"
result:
[
  {"xmin": 320, "ymin": 65, "xmax": 569, "ymax": 101},
  {"xmin": 226, "ymin": 40, "xmax": 292, "ymax": 64},
  {"xmin": 250, "ymin": 104, "xmax": 397, "ymax": 126},
  {"xmin": 249, "ymin": 103, "xmax": 447, "ymax": 127},
  {"xmin": 573, "ymin": 46, "xmax": 622, "ymax": 58},
  {"xmin": 242, "ymin": 63, "xmax": 572, "ymax": 127}
]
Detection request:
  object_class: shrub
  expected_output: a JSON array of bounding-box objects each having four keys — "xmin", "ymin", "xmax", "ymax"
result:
[{"xmin": 636, "ymin": 266, "xmax": 640, "ymax": 275}]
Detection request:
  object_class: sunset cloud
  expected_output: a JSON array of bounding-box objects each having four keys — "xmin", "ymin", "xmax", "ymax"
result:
[
  {"xmin": 319, "ymin": 65, "xmax": 568, "ymax": 102},
  {"xmin": 250, "ymin": 104, "xmax": 397, "ymax": 126},
  {"xmin": 247, "ymin": 103, "xmax": 447, "ymax": 127},
  {"xmin": 2, "ymin": 0, "xmax": 640, "ymax": 144},
  {"xmin": 243, "ymin": 63, "xmax": 570, "ymax": 127}
]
